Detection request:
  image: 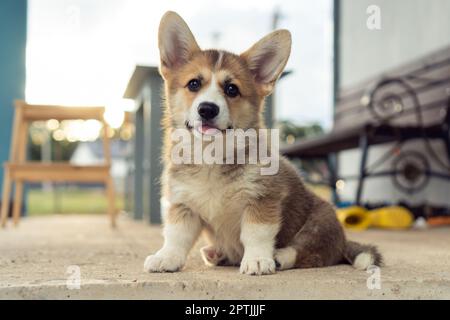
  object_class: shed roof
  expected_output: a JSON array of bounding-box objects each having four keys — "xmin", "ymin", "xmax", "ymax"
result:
[{"xmin": 123, "ymin": 65, "xmax": 160, "ymax": 99}]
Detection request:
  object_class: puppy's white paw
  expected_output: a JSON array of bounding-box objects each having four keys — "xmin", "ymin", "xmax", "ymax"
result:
[
  {"xmin": 144, "ymin": 251, "xmax": 185, "ymax": 273},
  {"xmin": 240, "ymin": 257, "xmax": 276, "ymax": 275}
]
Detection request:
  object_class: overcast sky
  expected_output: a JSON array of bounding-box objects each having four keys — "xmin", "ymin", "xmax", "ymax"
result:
[{"xmin": 27, "ymin": 0, "xmax": 333, "ymax": 129}]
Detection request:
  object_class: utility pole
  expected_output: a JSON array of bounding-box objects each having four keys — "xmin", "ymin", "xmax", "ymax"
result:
[
  {"xmin": 266, "ymin": 7, "xmax": 285, "ymax": 127},
  {"xmin": 272, "ymin": 6, "xmax": 282, "ymax": 30},
  {"xmin": 211, "ymin": 31, "xmax": 222, "ymax": 47}
]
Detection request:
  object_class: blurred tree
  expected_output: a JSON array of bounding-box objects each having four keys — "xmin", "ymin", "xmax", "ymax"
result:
[
  {"xmin": 29, "ymin": 135, "xmax": 78, "ymax": 161},
  {"xmin": 28, "ymin": 123, "xmax": 78, "ymax": 161},
  {"xmin": 277, "ymin": 120, "xmax": 324, "ymax": 146},
  {"xmin": 277, "ymin": 120, "xmax": 328, "ymax": 186}
]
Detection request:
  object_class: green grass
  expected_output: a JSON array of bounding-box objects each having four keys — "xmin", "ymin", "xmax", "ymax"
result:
[
  {"xmin": 26, "ymin": 185, "xmax": 329, "ymax": 216},
  {"xmin": 27, "ymin": 188, "xmax": 124, "ymax": 216}
]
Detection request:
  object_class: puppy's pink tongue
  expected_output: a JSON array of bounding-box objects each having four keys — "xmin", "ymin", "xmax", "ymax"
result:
[{"xmin": 201, "ymin": 125, "xmax": 217, "ymax": 134}]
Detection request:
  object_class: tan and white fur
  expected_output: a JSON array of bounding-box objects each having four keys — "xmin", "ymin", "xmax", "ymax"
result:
[{"xmin": 144, "ymin": 11, "xmax": 382, "ymax": 275}]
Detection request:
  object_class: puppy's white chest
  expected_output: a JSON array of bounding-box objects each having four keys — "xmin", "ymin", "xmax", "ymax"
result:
[
  {"xmin": 167, "ymin": 165, "xmax": 262, "ymax": 264},
  {"xmin": 170, "ymin": 168, "xmax": 244, "ymax": 222}
]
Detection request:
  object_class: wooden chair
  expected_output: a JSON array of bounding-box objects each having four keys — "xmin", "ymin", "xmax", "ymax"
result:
[{"xmin": 0, "ymin": 100, "xmax": 117, "ymax": 228}]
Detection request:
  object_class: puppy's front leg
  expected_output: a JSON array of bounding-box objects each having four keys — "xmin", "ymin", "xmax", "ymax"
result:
[
  {"xmin": 144, "ymin": 204, "xmax": 201, "ymax": 272},
  {"xmin": 240, "ymin": 203, "xmax": 280, "ymax": 275}
]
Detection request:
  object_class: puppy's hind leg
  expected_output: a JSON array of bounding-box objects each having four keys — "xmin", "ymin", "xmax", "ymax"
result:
[
  {"xmin": 200, "ymin": 245, "xmax": 227, "ymax": 266},
  {"xmin": 274, "ymin": 246, "xmax": 297, "ymax": 270},
  {"xmin": 288, "ymin": 203, "xmax": 347, "ymax": 269},
  {"xmin": 199, "ymin": 227, "xmax": 229, "ymax": 266}
]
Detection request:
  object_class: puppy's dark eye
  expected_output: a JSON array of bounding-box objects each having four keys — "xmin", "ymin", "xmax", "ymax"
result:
[
  {"xmin": 224, "ymin": 83, "xmax": 240, "ymax": 98},
  {"xmin": 187, "ymin": 79, "xmax": 201, "ymax": 92}
]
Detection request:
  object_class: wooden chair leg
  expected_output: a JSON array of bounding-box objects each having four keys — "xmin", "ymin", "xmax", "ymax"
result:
[
  {"xmin": 106, "ymin": 177, "xmax": 116, "ymax": 228},
  {"xmin": 1, "ymin": 170, "xmax": 12, "ymax": 228},
  {"xmin": 12, "ymin": 180, "xmax": 24, "ymax": 227}
]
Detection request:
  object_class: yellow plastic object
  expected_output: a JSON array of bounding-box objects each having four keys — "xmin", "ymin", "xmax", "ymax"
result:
[
  {"xmin": 337, "ymin": 205, "xmax": 414, "ymax": 230},
  {"xmin": 336, "ymin": 206, "xmax": 371, "ymax": 231},
  {"xmin": 369, "ymin": 206, "xmax": 414, "ymax": 229}
]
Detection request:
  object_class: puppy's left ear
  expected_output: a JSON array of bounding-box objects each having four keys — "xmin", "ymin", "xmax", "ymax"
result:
[{"xmin": 240, "ymin": 30, "xmax": 291, "ymax": 96}]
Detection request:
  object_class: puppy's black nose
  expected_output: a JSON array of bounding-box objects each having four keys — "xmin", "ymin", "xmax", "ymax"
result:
[{"xmin": 198, "ymin": 102, "xmax": 219, "ymax": 120}]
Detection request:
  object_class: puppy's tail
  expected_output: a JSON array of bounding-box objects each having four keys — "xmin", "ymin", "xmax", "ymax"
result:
[{"xmin": 344, "ymin": 240, "xmax": 383, "ymax": 270}]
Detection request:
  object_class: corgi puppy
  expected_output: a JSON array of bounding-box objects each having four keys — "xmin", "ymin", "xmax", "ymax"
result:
[{"xmin": 144, "ymin": 11, "xmax": 382, "ymax": 275}]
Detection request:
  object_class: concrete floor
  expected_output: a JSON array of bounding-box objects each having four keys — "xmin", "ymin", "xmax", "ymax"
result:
[{"xmin": 0, "ymin": 214, "xmax": 450, "ymax": 299}]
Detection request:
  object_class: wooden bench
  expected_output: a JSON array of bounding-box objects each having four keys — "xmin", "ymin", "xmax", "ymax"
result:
[
  {"xmin": 1, "ymin": 100, "xmax": 117, "ymax": 227},
  {"xmin": 282, "ymin": 45, "xmax": 450, "ymax": 204}
]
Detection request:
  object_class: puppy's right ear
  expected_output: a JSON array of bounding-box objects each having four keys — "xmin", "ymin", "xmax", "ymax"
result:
[{"xmin": 158, "ymin": 11, "xmax": 200, "ymax": 77}]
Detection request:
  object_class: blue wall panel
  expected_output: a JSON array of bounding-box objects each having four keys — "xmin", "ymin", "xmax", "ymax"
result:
[{"xmin": 0, "ymin": 0, "xmax": 27, "ymax": 194}]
